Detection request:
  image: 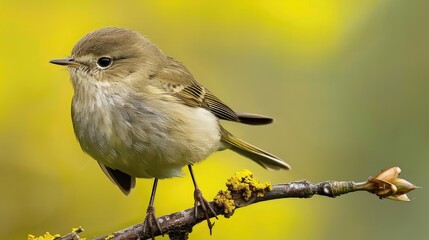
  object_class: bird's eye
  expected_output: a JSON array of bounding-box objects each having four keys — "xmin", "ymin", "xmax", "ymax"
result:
[{"xmin": 96, "ymin": 57, "xmax": 113, "ymax": 69}]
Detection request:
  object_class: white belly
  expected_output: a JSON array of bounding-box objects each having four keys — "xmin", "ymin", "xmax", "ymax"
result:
[{"xmin": 72, "ymin": 83, "xmax": 221, "ymax": 179}]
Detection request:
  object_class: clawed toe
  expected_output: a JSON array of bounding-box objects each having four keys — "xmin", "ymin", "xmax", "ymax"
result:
[
  {"xmin": 143, "ymin": 205, "xmax": 163, "ymax": 240},
  {"xmin": 194, "ymin": 188, "xmax": 218, "ymax": 234},
  {"xmin": 188, "ymin": 165, "xmax": 218, "ymax": 234}
]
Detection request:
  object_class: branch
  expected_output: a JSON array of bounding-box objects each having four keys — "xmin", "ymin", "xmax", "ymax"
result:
[
  {"xmin": 94, "ymin": 181, "xmax": 357, "ymax": 240},
  {"xmin": 27, "ymin": 167, "xmax": 417, "ymax": 239},
  {"xmin": 28, "ymin": 227, "xmax": 84, "ymax": 240},
  {"xmin": 89, "ymin": 167, "xmax": 418, "ymax": 240}
]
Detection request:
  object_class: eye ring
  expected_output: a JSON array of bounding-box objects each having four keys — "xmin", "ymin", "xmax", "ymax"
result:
[{"xmin": 96, "ymin": 57, "xmax": 113, "ymax": 69}]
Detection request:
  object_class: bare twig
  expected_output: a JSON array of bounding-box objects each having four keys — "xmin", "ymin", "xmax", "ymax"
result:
[{"xmin": 56, "ymin": 227, "xmax": 84, "ymax": 240}]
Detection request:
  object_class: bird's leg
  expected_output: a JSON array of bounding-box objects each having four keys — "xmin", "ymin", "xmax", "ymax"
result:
[
  {"xmin": 143, "ymin": 178, "xmax": 163, "ymax": 240},
  {"xmin": 188, "ymin": 165, "xmax": 218, "ymax": 234}
]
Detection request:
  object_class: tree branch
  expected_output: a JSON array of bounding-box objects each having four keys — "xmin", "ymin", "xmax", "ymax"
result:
[
  {"xmin": 94, "ymin": 181, "xmax": 360, "ymax": 240},
  {"xmin": 90, "ymin": 167, "xmax": 418, "ymax": 240}
]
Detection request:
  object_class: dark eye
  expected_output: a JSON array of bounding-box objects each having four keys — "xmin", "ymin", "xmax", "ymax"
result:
[{"xmin": 96, "ymin": 57, "xmax": 113, "ymax": 69}]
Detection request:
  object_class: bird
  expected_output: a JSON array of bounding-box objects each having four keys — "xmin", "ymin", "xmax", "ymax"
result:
[{"xmin": 50, "ymin": 27, "xmax": 290, "ymax": 238}]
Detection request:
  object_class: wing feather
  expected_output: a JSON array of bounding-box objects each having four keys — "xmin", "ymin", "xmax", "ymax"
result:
[{"xmin": 154, "ymin": 56, "xmax": 272, "ymax": 124}]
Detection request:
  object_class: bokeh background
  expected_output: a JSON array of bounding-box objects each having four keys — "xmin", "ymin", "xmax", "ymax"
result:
[{"xmin": 1, "ymin": 0, "xmax": 428, "ymax": 239}]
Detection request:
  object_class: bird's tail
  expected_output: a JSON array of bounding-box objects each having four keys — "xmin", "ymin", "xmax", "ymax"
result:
[{"xmin": 220, "ymin": 127, "xmax": 290, "ymax": 170}]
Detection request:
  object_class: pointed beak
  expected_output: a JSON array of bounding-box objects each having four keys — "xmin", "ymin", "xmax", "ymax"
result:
[{"xmin": 49, "ymin": 57, "xmax": 79, "ymax": 66}]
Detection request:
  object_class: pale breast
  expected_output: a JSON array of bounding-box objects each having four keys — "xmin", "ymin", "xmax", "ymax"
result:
[{"xmin": 71, "ymin": 79, "xmax": 221, "ymax": 179}]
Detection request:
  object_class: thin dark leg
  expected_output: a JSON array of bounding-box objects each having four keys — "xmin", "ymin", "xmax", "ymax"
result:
[
  {"xmin": 188, "ymin": 165, "xmax": 218, "ymax": 234},
  {"xmin": 143, "ymin": 178, "xmax": 163, "ymax": 240},
  {"xmin": 149, "ymin": 178, "xmax": 158, "ymax": 207},
  {"xmin": 188, "ymin": 165, "xmax": 199, "ymax": 189}
]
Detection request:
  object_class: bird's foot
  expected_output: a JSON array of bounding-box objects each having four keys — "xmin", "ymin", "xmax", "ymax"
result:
[
  {"xmin": 193, "ymin": 188, "xmax": 218, "ymax": 235},
  {"xmin": 142, "ymin": 205, "xmax": 163, "ymax": 240}
]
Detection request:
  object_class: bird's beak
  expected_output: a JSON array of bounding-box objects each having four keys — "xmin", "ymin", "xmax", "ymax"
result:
[{"xmin": 49, "ymin": 57, "xmax": 79, "ymax": 67}]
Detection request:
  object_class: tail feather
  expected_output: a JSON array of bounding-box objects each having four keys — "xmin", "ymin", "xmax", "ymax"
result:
[
  {"xmin": 99, "ymin": 163, "xmax": 136, "ymax": 195},
  {"xmin": 220, "ymin": 127, "xmax": 290, "ymax": 170},
  {"xmin": 236, "ymin": 112, "xmax": 274, "ymax": 125}
]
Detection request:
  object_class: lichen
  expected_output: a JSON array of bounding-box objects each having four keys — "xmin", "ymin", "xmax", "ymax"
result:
[
  {"xmin": 214, "ymin": 189, "xmax": 236, "ymax": 218},
  {"xmin": 104, "ymin": 234, "xmax": 115, "ymax": 239},
  {"xmin": 226, "ymin": 169, "xmax": 272, "ymax": 200},
  {"xmin": 28, "ymin": 227, "xmax": 86, "ymax": 240},
  {"xmin": 27, "ymin": 232, "xmax": 60, "ymax": 240},
  {"xmin": 214, "ymin": 169, "xmax": 272, "ymax": 218}
]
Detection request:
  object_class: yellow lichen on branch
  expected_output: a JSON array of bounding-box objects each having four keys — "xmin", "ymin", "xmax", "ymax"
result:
[
  {"xmin": 28, "ymin": 227, "xmax": 85, "ymax": 240},
  {"xmin": 214, "ymin": 169, "xmax": 273, "ymax": 218},
  {"xmin": 227, "ymin": 169, "xmax": 272, "ymax": 200},
  {"xmin": 104, "ymin": 234, "xmax": 115, "ymax": 240},
  {"xmin": 28, "ymin": 232, "xmax": 60, "ymax": 240},
  {"xmin": 214, "ymin": 189, "xmax": 235, "ymax": 217}
]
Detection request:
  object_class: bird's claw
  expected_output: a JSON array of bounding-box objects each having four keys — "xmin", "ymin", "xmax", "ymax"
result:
[
  {"xmin": 193, "ymin": 188, "xmax": 218, "ymax": 235},
  {"xmin": 143, "ymin": 205, "xmax": 163, "ymax": 240}
]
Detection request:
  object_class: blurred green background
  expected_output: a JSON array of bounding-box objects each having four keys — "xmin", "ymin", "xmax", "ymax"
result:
[{"xmin": 1, "ymin": 0, "xmax": 428, "ymax": 239}]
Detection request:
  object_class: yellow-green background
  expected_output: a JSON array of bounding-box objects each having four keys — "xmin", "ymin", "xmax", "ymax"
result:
[{"xmin": 1, "ymin": 1, "xmax": 427, "ymax": 239}]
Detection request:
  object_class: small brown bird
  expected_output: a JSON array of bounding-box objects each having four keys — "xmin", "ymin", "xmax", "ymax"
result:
[{"xmin": 50, "ymin": 27, "xmax": 290, "ymax": 238}]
